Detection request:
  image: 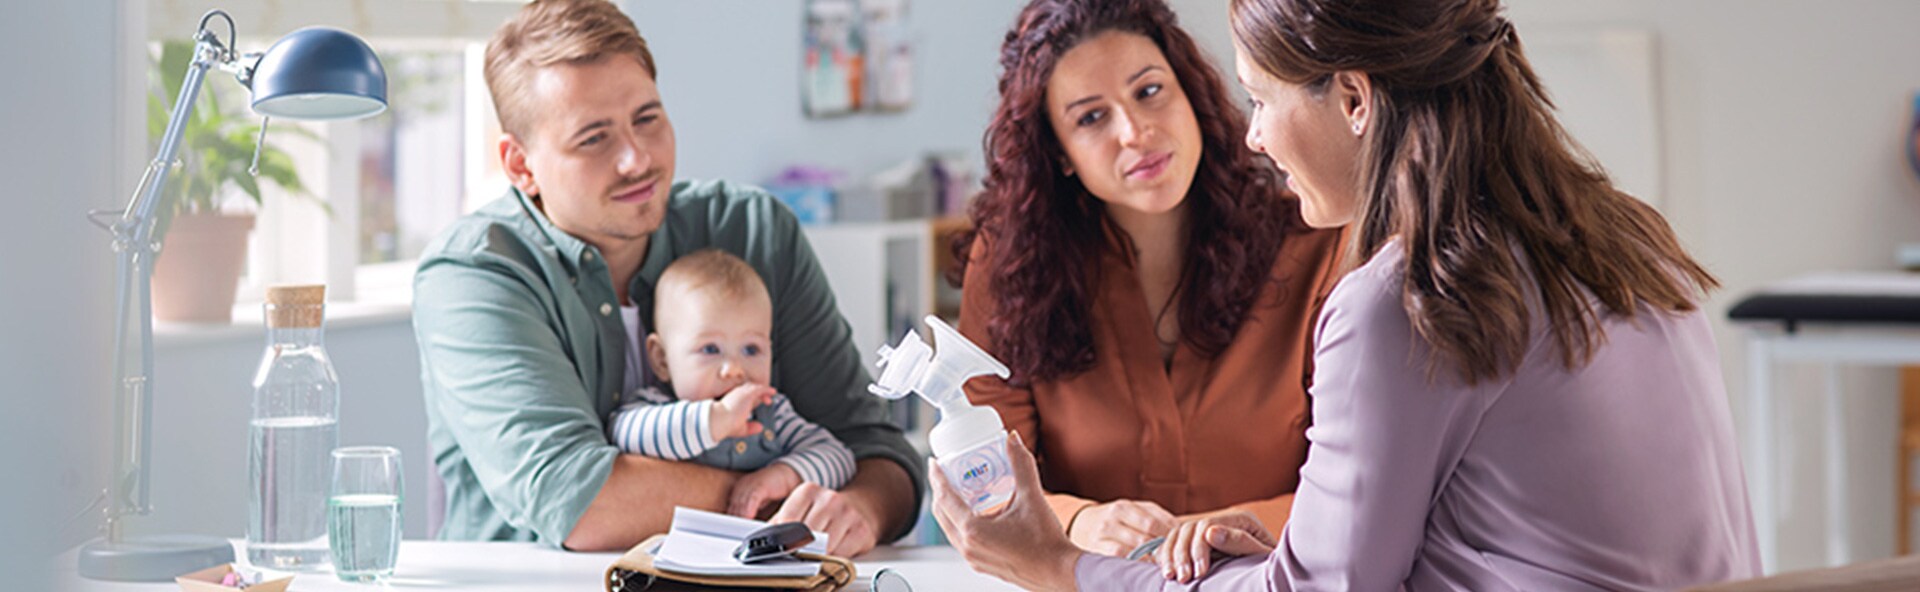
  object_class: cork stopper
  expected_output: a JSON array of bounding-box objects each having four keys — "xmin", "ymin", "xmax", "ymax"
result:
[{"xmin": 264, "ymin": 284, "xmax": 327, "ymax": 328}]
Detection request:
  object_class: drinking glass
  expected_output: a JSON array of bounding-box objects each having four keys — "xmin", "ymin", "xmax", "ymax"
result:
[{"xmin": 328, "ymin": 446, "xmax": 402, "ymax": 582}]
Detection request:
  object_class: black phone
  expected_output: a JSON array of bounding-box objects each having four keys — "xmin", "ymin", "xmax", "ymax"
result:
[{"xmin": 732, "ymin": 522, "xmax": 816, "ymax": 564}]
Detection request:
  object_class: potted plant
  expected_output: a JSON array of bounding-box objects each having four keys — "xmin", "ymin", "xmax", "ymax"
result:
[{"xmin": 149, "ymin": 39, "xmax": 323, "ymax": 324}]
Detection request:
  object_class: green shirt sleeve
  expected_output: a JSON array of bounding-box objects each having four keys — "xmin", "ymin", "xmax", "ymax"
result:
[{"xmin": 413, "ymin": 243, "xmax": 616, "ymax": 545}]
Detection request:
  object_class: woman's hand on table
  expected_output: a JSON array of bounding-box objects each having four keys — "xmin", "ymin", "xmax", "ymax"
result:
[
  {"xmin": 930, "ymin": 432, "xmax": 1083, "ymax": 591},
  {"xmin": 1152, "ymin": 509, "xmax": 1275, "ymax": 583},
  {"xmin": 1069, "ymin": 499, "xmax": 1176, "ymax": 557}
]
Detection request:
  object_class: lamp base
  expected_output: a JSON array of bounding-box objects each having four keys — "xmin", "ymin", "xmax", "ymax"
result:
[{"xmin": 77, "ymin": 534, "xmax": 235, "ymax": 582}]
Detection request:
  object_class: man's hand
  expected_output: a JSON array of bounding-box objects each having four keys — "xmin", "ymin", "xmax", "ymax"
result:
[
  {"xmin": 1069, "ymin": 499, "xmax": 1177, "ymax": 557},
  {"xmin": 729, "ymin": 464, "xmax": 802, "ymax": 519},
  {"xmin": 710, "ymin": 384, "xmax": 775, "ymax": 440},
  {"xmin": 769, "ymin": 482, "xmax": 878, "ymax": 557}
]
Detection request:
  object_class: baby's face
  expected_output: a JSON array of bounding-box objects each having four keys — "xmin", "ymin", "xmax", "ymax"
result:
[{"xmin": 651, "ymin": 286, "xmax": 774, "ymax": 402}]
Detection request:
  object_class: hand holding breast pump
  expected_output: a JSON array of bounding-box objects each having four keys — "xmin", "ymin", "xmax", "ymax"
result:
[{"xmin": 869, "ymin": 316, "xmax": 1015, "ymax": 514}]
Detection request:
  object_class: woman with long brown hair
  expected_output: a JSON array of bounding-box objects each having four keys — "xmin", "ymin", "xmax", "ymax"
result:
[
  {"xmin": 929, "ymin": 0, "xmax": 1759, "ymax": 589},
  {"xmin": 950, "ymin": 0, "xmax": 1345, "ymax": 558}
]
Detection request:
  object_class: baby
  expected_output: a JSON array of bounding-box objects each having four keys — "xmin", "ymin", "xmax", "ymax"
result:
[{"xmin": 607, "ymin": 249, "xmax": 856, "ymax": 518}]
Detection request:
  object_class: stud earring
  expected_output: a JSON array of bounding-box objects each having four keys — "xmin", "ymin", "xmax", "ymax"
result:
[{"xmin": 1352, "ymin": 121, "xmax": 1364, "ymax": 135}]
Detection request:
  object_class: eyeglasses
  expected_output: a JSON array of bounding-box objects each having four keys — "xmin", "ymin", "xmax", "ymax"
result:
[
  {"xmin": 1126, "ymin": 536, "xmax": 1167, "ymax": 561},
  {"xmin": 871, "ymin": 567, "xmax": 912, "ymax": 592}
]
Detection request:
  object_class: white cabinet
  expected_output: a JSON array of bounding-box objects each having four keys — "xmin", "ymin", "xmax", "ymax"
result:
[{"xmin": 803, "ymin": 220, "xmax": 935, "ymax": 366}]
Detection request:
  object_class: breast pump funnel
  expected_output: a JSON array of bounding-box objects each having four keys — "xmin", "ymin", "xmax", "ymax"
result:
[
  {"xmin": 869, "ymin": 316, "xmax": 1017, "ymax": 513},
  {"xmin": 869, "ymin": 315, "xmax": 1009, "ymax": 410}
]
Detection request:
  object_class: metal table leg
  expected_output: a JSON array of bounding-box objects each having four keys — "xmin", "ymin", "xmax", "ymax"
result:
[
  {"xmin": 1824, "ymin": 363, "xmax": 1851, "ymax": 566},
  {"xmin": 1749, "ymin": 336, "xmax": 1777, "ymax": 573}
]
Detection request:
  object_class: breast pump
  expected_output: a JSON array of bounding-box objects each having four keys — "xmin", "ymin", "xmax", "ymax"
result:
[{"xmin": 869, "ymin": 316, "xmax": 1015, "ymax": 514}]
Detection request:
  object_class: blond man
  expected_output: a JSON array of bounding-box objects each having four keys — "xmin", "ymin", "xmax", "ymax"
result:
[{"xmin": 412, "ymin": 0, "xmax": 921, "ymax": 555}]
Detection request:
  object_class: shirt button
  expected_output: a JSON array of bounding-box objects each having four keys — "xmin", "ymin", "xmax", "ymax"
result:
[
  {"xmin": 600, "ymin": 303, "xmax": 612, "ymax": 316},
  {"xmin": 583, "ymin": 251, "xmax": 595, "ymax": 261},
  {"xmin": 734, "ymin": 441, "xmax": 748, "ymax": 454},
  {"xmin": 763, "ymin": 432, "xmax": 774, "ymax": 442}
]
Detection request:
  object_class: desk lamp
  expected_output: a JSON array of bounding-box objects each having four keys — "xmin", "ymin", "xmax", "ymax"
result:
[{"xmin": 79, "ymin": 9, "xmax": 385, "ymax": 581}]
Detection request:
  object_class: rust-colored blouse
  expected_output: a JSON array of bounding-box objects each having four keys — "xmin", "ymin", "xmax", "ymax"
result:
[{"xmin": 958, "ymin": 225, "xmax": 1345, "ymax": 533}]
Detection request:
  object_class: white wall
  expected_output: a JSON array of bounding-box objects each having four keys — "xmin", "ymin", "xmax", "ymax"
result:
[
  {"xmin": 0, "ymin": 0, "xmax": 122, "ymax": 584},
  {"xmin": 1172, "ymin": 0, "xmax": 1920, "ymax": 572},
  {"xmin": 621, "ymin": 0, "xmax": 1026, "ymax": 184}
]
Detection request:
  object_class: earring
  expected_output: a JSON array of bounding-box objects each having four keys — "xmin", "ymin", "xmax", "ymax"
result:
[{"xmin": 1352, "ymin": 121, "xmax": 1364, "ymax": 136}]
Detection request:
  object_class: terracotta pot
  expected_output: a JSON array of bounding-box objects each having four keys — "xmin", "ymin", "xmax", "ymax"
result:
[{"xmin": 151, "ymin": 213, "xmax": 255, "ymax": 324}]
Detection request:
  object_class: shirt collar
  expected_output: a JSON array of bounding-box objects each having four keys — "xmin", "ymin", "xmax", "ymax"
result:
[
  {"xmin": 510, "ymin": 184, "xmax": 684, "ymax": 300},
  {"xmin": 632, "ymin": 208, "xmax": 678, "ymax": 298},
  {"xmin": 511, "ymin": 187, "xmax": 596, "ymax": 275}
]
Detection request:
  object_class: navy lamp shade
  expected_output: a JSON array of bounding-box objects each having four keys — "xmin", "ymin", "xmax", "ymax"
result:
[{"xmin": 248, "ymin": 27, "xmax": 388, "ymax": 120}]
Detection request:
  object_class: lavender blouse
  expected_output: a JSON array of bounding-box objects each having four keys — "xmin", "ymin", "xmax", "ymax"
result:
[{"xmin": 1076, "ymin": 242, "xmax": 1759, "ymax": 591}]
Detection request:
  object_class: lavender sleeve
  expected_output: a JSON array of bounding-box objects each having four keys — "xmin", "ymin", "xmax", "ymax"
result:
[{"xmin": 1073, "ymin": 251, "xmax": 1503, "ymax": 592}]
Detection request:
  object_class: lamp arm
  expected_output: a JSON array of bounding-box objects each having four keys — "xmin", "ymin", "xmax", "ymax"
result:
[{"xmin": 97, "ymin": 26, "xmax": 229, "ymax": 542}]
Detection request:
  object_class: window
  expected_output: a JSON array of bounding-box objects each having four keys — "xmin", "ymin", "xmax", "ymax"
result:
[
  {"xmin": 142, "ymin": 0, "xmax": 520, "ymax": 309},
  {"xmin": 349, "ymin": 42, "xmax": 510, "ymax": 303},
  {"xmin": 359, "ymin": 48, "xmax": 468, "ymax": 267}
]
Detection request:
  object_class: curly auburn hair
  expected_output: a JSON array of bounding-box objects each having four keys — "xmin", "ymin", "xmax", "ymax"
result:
[{"xmin": 951, "ymin": 0, "xmax": 1306, "ymax": 385}]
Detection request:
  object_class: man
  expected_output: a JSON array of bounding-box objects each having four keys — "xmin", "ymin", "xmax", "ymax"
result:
[{"xmin": 411, "ymin": 0, "xmax": 922, "ymax": 555}]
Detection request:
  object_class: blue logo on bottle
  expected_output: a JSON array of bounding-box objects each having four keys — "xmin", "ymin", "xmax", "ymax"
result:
[{"xmin": 962, "ymin": 460, "xmax": 991, "ymax": 482}]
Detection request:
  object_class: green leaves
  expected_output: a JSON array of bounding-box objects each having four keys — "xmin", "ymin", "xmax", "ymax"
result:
[{"xmin": 150, "ymin": 39, "xmax": 325, "ymax": 218}]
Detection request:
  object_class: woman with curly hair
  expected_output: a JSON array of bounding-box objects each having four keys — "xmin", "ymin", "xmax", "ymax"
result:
[
  {"xmin": 950, "ymin": 0, "xmax": 1344, "ymax": 558},
  {"xmin": 932, "ymin": 0, "xmax": 1757, "ymax": 589}
]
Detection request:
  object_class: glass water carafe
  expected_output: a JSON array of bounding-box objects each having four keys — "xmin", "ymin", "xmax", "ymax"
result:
[{"xmin": 246, "ymin": 285, "xmax": 339, "ymax": 571}]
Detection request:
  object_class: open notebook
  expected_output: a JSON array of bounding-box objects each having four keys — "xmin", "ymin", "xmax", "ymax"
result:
[{"xmin": 651, "ymin": 507, "xmax": 831, "ymax": 578}]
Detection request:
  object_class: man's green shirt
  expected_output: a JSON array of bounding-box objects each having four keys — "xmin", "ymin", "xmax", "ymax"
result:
[{"xmin": 412, "ymin": 180, "xmax": 924, "ymax": 545}]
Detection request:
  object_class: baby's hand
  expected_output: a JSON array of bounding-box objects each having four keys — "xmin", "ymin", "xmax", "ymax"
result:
[
  {"xmin": 711, "ymin": 384, "xmax": 776, "ymax": 440},
  {"xmin": 728, "ymin": 464, "xmax": 803, "ymax": 519}
]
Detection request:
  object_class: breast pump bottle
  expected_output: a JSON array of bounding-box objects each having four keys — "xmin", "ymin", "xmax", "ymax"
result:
[{"xmin": 869, "ymin": 316, "xmax": 1015, "ymax": 514}]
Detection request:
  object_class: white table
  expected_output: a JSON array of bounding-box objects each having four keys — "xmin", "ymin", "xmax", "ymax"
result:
[
  {"xmin": 1732, "ymin": 272, "xmax": 1920, "ymax": 573},
  {"xmin": 54, "ymin": 541, "xmax": 1020, "ymax": 592}
]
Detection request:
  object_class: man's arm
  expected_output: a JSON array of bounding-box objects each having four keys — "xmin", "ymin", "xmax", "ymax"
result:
[
  {"xmin": 563, "ymin": 448, "xmax": 908, "ymax": 553},
  {"xmin": 562, "ymin": 454, "xmax": 741, "ymax": 552},
  {"xmin": 414, "ymin": 252, "xmax": 627, "ymax": 545}
]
